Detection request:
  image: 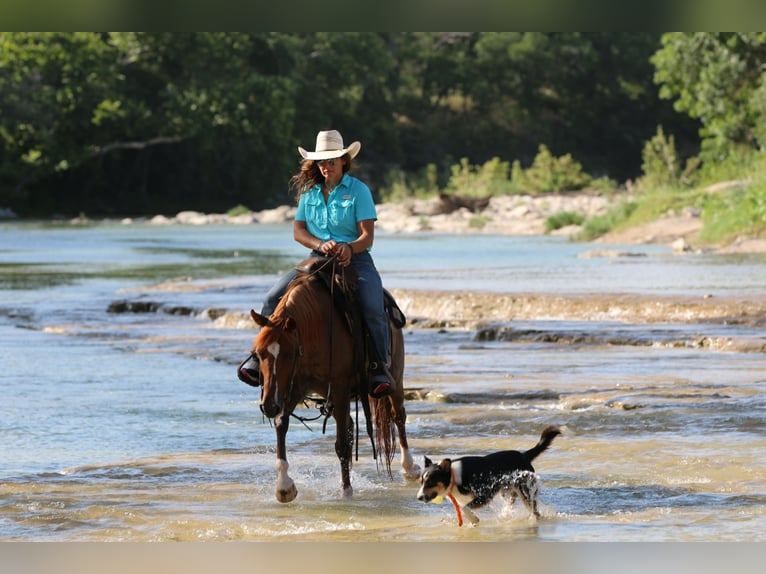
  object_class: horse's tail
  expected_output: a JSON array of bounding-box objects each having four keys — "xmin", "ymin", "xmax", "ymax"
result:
[{"xmin": 371, "ymin": 396, "xmax": 397, "ymax": 478}]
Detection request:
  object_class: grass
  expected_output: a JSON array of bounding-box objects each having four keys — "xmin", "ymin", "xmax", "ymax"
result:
[
  {"xmin": 577, "ymin": 153, "xmax": 766, "ymax": 245},
  {"xmin": 545, "ymin": 211, "xmax": 585, "ymax": 233},
  {"xmin": 698, "ymin": 181, "xmax": 766, "ymax": 244},
  {"xmin": 578, "ymin": 201, "xmax": 638, "ymax": 241}
]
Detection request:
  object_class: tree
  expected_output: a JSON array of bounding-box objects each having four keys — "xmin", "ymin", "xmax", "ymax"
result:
[
  {"xmin": 0, "ymin": 32, "xmax": 703, "ymax": 217},
  {"xmin": 652, "ymin": 32, "xmax": 766, "ymax": 159},
  {"xmin": 0, "ymin": 33, "xmax": 124, "ymax": 210},
  {"xmin": 0, "ymin": 32, "xmax": 298, "ymax": 214}
]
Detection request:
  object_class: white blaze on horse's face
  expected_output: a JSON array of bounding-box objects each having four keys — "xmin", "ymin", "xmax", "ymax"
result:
[
  {"xmin": 267, "ymin": 342, "xmax": 280, "ymax": 399},
  {"xmin": 260, "ymin": 341, "xmax": 283, "ymax": 411}
]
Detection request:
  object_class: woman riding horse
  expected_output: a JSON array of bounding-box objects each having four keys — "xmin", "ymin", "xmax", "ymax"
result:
[
  {"xmin": 248, "ymin": 262, "xmax": 419, "ymax": 502},
  {"xmin": 240, "ymin": 129, "xmax": 395, "ymax": 399},
  {"xmin": 240, "ymin": 129, "xmax": 419, "ymax": 501}
]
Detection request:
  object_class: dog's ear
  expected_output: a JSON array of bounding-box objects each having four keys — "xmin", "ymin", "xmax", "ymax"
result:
[
  {"xmin": 438, "ymin": 458, "xmax": 452, "ymax": 471},
  {"xmin": 423, "ymin": 456, "xmax": 433, "ymax": 468}
]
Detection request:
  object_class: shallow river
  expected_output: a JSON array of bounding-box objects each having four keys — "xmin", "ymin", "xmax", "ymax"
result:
[{"xmin": 0, "ymin": 221, "xmax": 764, "ymax": 544}]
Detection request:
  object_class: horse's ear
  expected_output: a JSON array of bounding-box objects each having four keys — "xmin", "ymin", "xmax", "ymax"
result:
[
  {"xmin": 423, "ymin": 456, "xmax": 433, "ymax": 468},
  {"xmin": 250, "ymin": 309, "xmax": 269, "ymax": 328},
  {"xmin": 438, "ymin": 458, "xmax": 452, "ymax": 471}
]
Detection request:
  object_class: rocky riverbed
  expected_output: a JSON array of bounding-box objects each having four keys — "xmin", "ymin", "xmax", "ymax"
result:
[
  {"xmin": 40, "ymin": 189, "xmax": 766, "ymax": 337},
  {"xmin": 388, "ymin": 289, "xmax": 766, "ymax": 329},
  {"xmin": 111, "ymin": 191, "xmax": 766, "ymax": 254}
]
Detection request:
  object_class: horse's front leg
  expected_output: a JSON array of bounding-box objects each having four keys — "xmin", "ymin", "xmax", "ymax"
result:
[
  {"xmin": 333, "ymin": 400, "xmax": 354, "ymax": 498},
  {"xmin": 274, "ymin": 412, "xmax": 298, "ymax": 503}
]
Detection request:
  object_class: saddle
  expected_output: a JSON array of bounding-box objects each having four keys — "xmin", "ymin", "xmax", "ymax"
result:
[
  {"xmin": 295, "ymin": 256, "xmax": 406, "ymax": 331},
  {"xmin": 236, "ymin": 257, "xmax": 406, "ymax": 391},
  {"xmin": 295, "ymin": 256, "xmax": 405, "ymax": 395}
]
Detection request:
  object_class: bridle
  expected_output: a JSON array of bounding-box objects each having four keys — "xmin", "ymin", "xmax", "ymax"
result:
[
  {"xmin": 260, "ymin": 252, "xmax": 359, "ymax": 439},
  {"xmin": 258, "ymin": 320, "xmax": 302, "ymax": 415}
]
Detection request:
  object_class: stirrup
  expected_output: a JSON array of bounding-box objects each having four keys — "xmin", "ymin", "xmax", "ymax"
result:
[{"xmin": 368, "ymin": 362, "xmax": 393, "ymax": 399}]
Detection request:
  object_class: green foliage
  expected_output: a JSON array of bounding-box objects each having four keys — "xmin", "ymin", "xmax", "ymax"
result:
[
  {"xmin": 511, "ymin": 145, "xmax": 592, "ymax": 194},
  {"xmin": 226, "ymin": 204, "xmax": 252, "ymax": 217},
  {"xmin": 0, "ymin": 32, "xmax": 298, "ymax": 215},
  {"xmin": 699, "ymin": 180, "xmax": 766, "ymax": 244},
  {"xmin": 378, "ymin": 164, "xmax": 440, "ymax": 202},
  {"xmin": 639, "ymin": 126, "xmax": 681, "ymax": 188},
  {"xmin": 652, "ymin": 32, "xmax": 766, "ymax": 160},
  {"xmin": 0, "ymin": 32, "xmax": 709, "ymax": 218},
  {"xmin": 0, "ymin": 33, "xmax": 122, "ymax": 183},
  {"xmin": 438, "ymin": 145, "xmax": 595, "ymax": 199},
  {"xmin": 545, "ymin": 211, "xmax": 585, "ymax": 233},
  {"xmin": 468, "ymin": 214, "xmax": 491, "ymax": 228},
  {"xmin": 695, "ymin": 146, "xmax": 759, "ymax": 184},
  {"xmin": 444, "ymin": 157, "xmax": 513, "ymax": 197},
  {"xmin": 578, "ymin": 201, "xmax": 638, "ymax": 241},
  {"xmin": 590, "ymin": 176, "xmax": 619, "ymax": 195},
  {"xmin": 580, "ymin": 168, "xmax": 766, "ymax": 244},
  {"xmin": 383, "ymin": 147, "xmax": 601, "ymax": 201}
]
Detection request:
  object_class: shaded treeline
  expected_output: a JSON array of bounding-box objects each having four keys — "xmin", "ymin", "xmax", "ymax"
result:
[{"xmin": 0, "ymin": 32, "xmax": 699, "ymax": 217}]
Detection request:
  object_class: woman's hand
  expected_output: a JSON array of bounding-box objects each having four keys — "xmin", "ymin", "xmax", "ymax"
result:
[
  {"xmin": 336, "ymin": 242, "xmax": 352, "ymax": 266},
  {"xmin": 316, "ymin": 240, "xmax": 351, "ymax": 266},
  {"xmin": 320, "ymin": 240, "xmax": 351, "ymax": 266}
]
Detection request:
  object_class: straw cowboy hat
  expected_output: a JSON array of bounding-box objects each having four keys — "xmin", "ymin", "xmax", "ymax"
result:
[{"xmin": 298, "ymin": 130, "xmax": 361, "ymax": 160}]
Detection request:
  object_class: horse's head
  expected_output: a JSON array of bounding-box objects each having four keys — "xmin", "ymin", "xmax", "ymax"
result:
[{"xmin": 250, "ymin": 309, "xmax": 300, "ymax": 419}]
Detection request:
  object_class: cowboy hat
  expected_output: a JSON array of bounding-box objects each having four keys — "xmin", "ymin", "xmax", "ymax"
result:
[{"xmin": 298, "ymin": 130, "xmax": 361, "ymax": 160}]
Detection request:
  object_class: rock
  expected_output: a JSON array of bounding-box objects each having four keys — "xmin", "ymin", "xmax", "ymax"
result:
[
  {"xmin": 578, "ymin": 249, "xmax": 647, "ymax": 259},
  {"xmin": 672, "ymin": 237, "xmax": 691, "ymax": 253},
  {"xmin": 258, "ymin": 205, "xmax": 296, "ymax": 223},
  {"xmin": 716, "ymin": 236, "xmax": 766, "ymax": 254},
  {"xmin": 175, "ymin": 211, "xmax": 209, "ymax": 225}
]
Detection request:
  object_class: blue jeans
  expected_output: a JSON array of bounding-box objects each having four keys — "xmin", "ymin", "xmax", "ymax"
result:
[{"xmin": 261, "ymin": 250, "xmax": 390, "ymax": 364}]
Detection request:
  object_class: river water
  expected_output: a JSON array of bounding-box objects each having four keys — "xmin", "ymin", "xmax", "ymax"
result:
[{"xmin": 0, "ymin": 220, "xmax": 764, "ymax": 544}]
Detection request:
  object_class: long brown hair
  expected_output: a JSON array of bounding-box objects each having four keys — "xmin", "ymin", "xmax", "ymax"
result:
[{"xmin": 288, "ymin": 154, "xmax": 353, "ymax": 203}]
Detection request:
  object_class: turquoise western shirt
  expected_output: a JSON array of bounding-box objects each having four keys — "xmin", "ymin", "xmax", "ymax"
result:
[{"xmin": 295, "ymin": 174, "xmax": 378, "ymax": 248}]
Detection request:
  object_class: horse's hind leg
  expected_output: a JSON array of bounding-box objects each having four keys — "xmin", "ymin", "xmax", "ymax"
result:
[
  {"xmin": 387, "ymin": 325, "xmax": 419, "ymax": 479},
  {"xmin": 390, "ymin": 394, "xmax": 420, "ymax": 480}
]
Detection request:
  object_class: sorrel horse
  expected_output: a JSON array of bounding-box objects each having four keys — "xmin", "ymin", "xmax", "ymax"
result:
[{"xmin": 247, "ymin": 258, "xmax": 420, "ymax": 502}]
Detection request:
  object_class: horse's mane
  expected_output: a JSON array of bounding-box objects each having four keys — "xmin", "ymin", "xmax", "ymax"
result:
[{"xmin": 270, "ymin": 274, "xmax": 327, "ymax": 347}]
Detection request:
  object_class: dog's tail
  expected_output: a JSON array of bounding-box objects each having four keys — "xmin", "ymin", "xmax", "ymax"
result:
[{"xmin": 523, "ymin": 425, "xmax": 561, "ymax": 462}]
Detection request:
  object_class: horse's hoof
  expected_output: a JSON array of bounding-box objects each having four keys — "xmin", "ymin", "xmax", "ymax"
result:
[
  {"xmin": 340, "ymin": 486, "xmax": 353, "ymax": 499},
  {"xmin": 403, "ymin": 465, "xmax": 422, "ymax": 481},
  {"xmin": 276, "ymin": 484, "xmax": 298, "ymax": 503}
]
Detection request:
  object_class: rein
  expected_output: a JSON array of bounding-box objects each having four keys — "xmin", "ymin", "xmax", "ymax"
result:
[{"xmin": 282, "ymin": 253, "xmax": 362, "ymax": 457}]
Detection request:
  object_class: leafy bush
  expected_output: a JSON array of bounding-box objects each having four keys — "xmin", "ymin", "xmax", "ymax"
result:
[
  {"xmin": 378, "ymin": 164, "xmax": 440, "ymax": 202},
  {"xmin": 511, "ymin": 145, "xmax": 592, "ymax": 194},
  {"xmin": 578, "ymin": 201, "xmax": 638, "ymax": 240},
  {"xmin": 444, "ymin": 157, "xmax": 514, "ymax": 197},
  {"xmin": 380, "ymin": 147, "xmax": 599, "ymax": 202},
  {"xmin": 468, "ymin": 214, "xmax": 491, "ymax": 228},
  {"xmin": 638, "ymin": 125, "xmax": 701, "ymax": 189},
  {"xmin": 226, "ymin": 204, "xmax": 252, "ymax": 217},
  {"xmin": 545, "ymin": 211, "xmax": 585, "ymax": 233},
  {"xmin": 699, "ymin": 181, "xmax": 766, "ymax": 243}
]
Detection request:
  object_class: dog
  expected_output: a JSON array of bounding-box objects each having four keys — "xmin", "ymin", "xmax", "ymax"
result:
[{"xmin": 416, "ymin": 425, "xmax": 561, "ymax": 526}]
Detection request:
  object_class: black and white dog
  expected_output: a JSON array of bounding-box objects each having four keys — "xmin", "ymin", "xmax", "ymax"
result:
[{"xmin": 416, "ymin": 425, "xmax": 561, "ymax": 526}]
